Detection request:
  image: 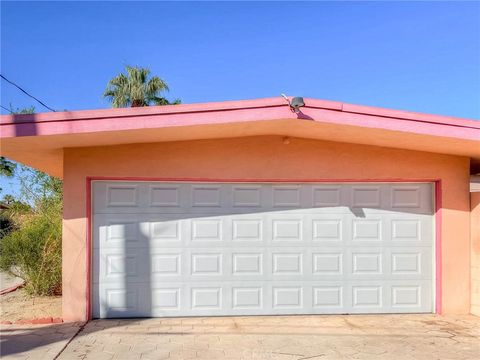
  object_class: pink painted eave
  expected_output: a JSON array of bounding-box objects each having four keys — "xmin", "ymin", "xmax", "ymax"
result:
[
  {"xmin": 0, "ymin": 97, "xmax": 479, "ymax": 143},
  {"xmin": 1, "ymin": 96, "xmax": 478, "ymax": 127},
  {"xmin": 0, "ymin": 97, "xmax": 306, "ymax": 125}
]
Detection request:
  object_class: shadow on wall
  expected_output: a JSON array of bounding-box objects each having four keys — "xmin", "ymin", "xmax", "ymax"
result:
[
  {"xmin": 7, "ymin": 110, "xmax": 79, "ymax": 137},
  {"xmin": 93, "ymin": 221, "xmax": 152, "ymax": 319},
  {"xmin": 10, "ymin": 113, "xmax": 37, "ymax": 137}
]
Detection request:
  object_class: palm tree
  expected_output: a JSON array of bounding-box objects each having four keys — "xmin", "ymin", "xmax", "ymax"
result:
[{"xmin": 103, "ymin": 66, "xmax": 181, "ymax": 107}]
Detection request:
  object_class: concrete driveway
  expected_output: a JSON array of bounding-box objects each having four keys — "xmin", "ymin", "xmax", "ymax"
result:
[
  {"xmin": 1, "ymin": 315, "xmax": 479, "ymax": 360},
  {"xmin": 0, "ymin": 322, "xmax": 83, "ymax": 359},
  {"xmin": 57, "ymin": 314, "xmax": 479, "ymax": 360}
]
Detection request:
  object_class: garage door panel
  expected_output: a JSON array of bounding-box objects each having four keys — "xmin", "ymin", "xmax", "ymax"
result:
[
  {"xmin": 390, "ymin": 248, "xmax": 433, "ymax": 279},
  {"xmin": 93, "ymin": 215, "xmax": 148, "ymax": 249},
  {"xmin": 344, "ymin": 248, "xmax": 432, "ymax": 281},
  {"xmin": 231, "ymin": 251, "xmax": 265, "ymax": 277},
  {"xmin": 271, "ymin": 252, "xmax": 304, "ymax": 276},
  {"xmin": 92, "ymin": 181, "xmax": 434, "ymax": 317},
  {"xmin": 101, "ymin": 251, "xmax": 141, "ymax": 281},
  {"xmin": 94, "ymin": 247, "xmax": 152, "ymax": 284},
  {"xmin": 352, "ymin": 284, "xmax": 384, "ymax": 309},
  {"xmin": 189, "ymin": 251, "xmax": 224, "ymax": 276},
  {"xmin": 150, "ymin": 218, "xmax": 185, "ymax": 244},
  {"xmin": 189, "ymin": 217, "xmax": 226, "ymax": 243},
  {"xmin": 351, "ymin": 217, "xmax": 384, "ymax": 242},
  {"xmin": 312, "ymin": 215, "xmax": 345, "ymax": 242},
  {"xmin": 268, "ymin": 215, "xmax": 307, "ymax": 244},
  {"xmin": 348, "ymin": 282, "xmax": 432, "ymax": 314},
  {"xmin": 94, "ymin": 249, "xmax": 432, "ymax": 285},
  {"xmin": 94, "ymin": 182, "xmax": 433, "ymax": 215},
  {"xmin": 348, "ymin": 247, "xmax": 386, "ymax": 276},
  {"xmin": 94, "ymin": 284, "xmax": 144, "ymax": 318},
  {"xmin": 390, "ymin": 281, "xmax": 433, "ymax": 312},
  {"xmin": 390, "ymin": 217, "xmax": 433, "ymax": 245},
  {"xmin": 390, "ymin": 184, "xmax": 433, "ymax": 212},
  {"xmin": 151, "ymin": 251, "xmax": 183, "ymax": 278},
  {"xmin": 311, "ymin": 250, "xmax": 344, "ymax": 276},
  {"xmin": 94, "ymin": 282, "xmax": 433, "ymax": 318},
  {"xmin": 93, "ymin": 182, "xmax": 140, "ymax": 212},
  {"xmin": 231, "ymin": 217, "xmax": 264, "ymax": 243}
]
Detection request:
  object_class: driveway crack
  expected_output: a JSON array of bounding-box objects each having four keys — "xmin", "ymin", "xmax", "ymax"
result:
[
  {"xmin": 298, "ymin": 354, "xmax": 325, "ymax": 360},
  {"xmin": 53, "ymin": 322, "xmax": 87, "ymax": 360}
]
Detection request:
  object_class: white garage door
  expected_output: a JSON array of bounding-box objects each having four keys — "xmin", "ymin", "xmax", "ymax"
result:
[{"xmin": 92, "ymin": 181, "xmax": 434, "ymax": 318}]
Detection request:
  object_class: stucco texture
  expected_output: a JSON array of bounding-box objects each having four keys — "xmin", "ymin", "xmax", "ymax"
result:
[
  {"xmin": 62, "ymin": 136, "xmax": 471, "ymax": 321},
  {"xmin": 471, "ymin": 192, "xmax": 480, "ymax": 316}
]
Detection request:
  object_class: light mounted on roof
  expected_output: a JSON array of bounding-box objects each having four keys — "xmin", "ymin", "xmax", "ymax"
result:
[{"xmin": 281, "ymin": 94, "xmax": 305, "ymax": 113}]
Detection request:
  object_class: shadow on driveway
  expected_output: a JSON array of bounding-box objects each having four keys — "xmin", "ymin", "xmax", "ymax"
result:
[{"xmin": 0, "ymin": 322, "xmax": 83, "ymax": 359}]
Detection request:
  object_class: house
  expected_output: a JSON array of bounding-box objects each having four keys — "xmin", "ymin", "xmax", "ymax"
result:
[{"xmin": 1, "ymin": 97, "xmax": 479, "ymax": 322}]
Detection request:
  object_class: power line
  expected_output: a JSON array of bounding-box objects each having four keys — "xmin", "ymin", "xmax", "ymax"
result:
[
  {"xmin": 0, "ymin": 104, "xmax": 13, "ymax": 114},
  {"xmin": 0, "ymin": 74, "xmax": 56, "ymax": 112}
]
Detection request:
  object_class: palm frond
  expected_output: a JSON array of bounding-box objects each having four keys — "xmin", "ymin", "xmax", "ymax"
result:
[
  {"xmin": 103, "ymin": 65, "xmax": 176, "ymax": 108},
  {"xmin": 152, "ymin": 97, "xmax": 182, "ymax": 106}
]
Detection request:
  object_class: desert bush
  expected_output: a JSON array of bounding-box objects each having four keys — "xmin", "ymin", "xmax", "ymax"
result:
[
  {"xmin": 0, "ymin": 167, "xmax": 62, "ymax": 296},
  {"xmin": 0, "ymin": 211, "xmax": 61, "ymax": 295}
]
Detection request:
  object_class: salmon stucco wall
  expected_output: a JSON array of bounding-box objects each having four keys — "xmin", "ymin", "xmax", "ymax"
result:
[
  {"xmin": 471, "ymin": 192, "xmax": 480, "ymax": 316},
  {"xmin": 62, "ymin": 136, "xmax": 471, "ymax": 321}
]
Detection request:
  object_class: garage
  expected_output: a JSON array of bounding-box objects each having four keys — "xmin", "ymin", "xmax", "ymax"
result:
[
  {"xmin": 91, "ymin": 181, "xmax": 434, "ymax": 318},
  {"xmin": 4, "ymin": 96, "xmax": 478, "ymax": 321}
]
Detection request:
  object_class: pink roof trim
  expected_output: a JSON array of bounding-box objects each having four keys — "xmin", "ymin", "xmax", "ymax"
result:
[{"xmin": 1, "ymin": 97, "xmax": 478, "ymax": 129}]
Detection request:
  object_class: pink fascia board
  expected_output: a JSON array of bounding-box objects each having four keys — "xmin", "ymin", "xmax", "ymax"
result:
[
  {"xmin": 0, "ymin": 97, "xmax": 479, "ymax": 141},
  {"xmin": 0, "ymin": 97, "xmax": 344, "ymax": 126},
  {"xmin": 340, "ymin": 102, "xmax": 480, "ymax": 130},
  {"xmin": 0, "ymin": 97, "xmax": 295, "ymax": 125},
  {"xmin": 0, "ymin": 105, "xmax": 296, "ymax": 138},
  {"xmin": 307, "ymin": 108, "xmax": 480, "ymax": 141}
]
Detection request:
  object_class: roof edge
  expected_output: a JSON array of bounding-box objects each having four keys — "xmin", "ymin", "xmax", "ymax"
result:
[{"xmin": 1, "ymin": 96, "xmax": 479, "ymax": 130}]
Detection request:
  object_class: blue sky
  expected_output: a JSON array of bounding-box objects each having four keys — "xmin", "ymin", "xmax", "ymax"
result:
[{"xmin": 1, "ymin": 1, "xmax": 479, "ymax": 196}]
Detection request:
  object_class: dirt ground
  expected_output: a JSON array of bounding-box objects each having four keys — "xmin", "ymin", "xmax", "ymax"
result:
[{"xmin": 0, "ymin": 288, "xmax": 61, "ymax": 321}]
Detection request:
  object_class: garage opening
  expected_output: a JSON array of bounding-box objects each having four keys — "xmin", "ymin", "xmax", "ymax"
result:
[{"xmin": 91, "ymin": 181, "xmax": 434, "ymax": 318}]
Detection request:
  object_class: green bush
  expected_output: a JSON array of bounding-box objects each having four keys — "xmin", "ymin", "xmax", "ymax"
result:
[
  {"xmin": 0, "ymin": 210, "xmax": 62, "ymax": 295},
  {"xmin": 0, "ymin": 166, "xmax": 62, "ymax": 296}
]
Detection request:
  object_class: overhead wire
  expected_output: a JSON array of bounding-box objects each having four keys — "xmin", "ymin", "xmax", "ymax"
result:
[{"xmin": 0, "ymin": 74, "xmax": 56, "ymax": 112}]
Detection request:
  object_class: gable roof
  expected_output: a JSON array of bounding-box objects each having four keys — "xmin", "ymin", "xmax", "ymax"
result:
[{"xmin": 1, "ymin": 97, "xmax": 479, "ymax": 177}]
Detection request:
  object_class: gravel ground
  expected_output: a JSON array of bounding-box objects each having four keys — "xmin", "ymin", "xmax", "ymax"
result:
[{"xmin": 0, "ymin": 288, "xmax": 61, "ymax": 321}]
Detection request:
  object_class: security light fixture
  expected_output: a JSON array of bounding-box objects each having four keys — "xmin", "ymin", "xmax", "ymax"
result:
[{"xmin": 281, "ymin": 94, "xmax": 305, "ymax": 113}]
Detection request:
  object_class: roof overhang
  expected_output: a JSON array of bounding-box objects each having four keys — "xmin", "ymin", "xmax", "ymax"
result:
[{"xmin": 1, "ymin": 97, "xmax": 479, "ymax": 178}]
